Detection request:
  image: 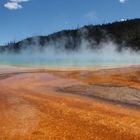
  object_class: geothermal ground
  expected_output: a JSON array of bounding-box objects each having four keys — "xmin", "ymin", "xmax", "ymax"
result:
[{"xmin": 0, "ymin": 66, "xmax": 140, "ymax": 140}]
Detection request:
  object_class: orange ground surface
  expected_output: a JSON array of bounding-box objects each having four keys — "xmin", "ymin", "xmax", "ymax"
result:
[{"xmin": 0, "ymin": 66, "xmax": 140, "ymax": 140}]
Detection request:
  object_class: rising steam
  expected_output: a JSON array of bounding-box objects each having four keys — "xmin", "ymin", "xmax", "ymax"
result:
[{"xmin": 1, "ymin": 37, "xmax": 140, "ymax": 68}]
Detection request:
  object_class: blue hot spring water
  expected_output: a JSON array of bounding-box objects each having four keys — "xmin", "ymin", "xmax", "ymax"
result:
[{"xmin": 0, "ymin": 51, "xmax": 140, "ymax": 68}]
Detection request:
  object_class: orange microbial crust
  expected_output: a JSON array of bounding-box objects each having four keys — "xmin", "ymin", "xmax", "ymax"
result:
[{"xmin": 0, "ymin": 66, "xmax": 140, "ymax": 140}]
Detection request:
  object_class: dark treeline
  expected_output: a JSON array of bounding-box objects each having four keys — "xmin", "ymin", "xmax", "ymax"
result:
[{"xmin": 0, "ymin": 18, "xmax": 140, "ymax": 53}]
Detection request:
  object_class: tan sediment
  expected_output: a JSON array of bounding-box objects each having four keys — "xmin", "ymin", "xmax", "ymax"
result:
[{"xmin": 0, "ymin": 65, "xmax": 140, "ymax": 140}]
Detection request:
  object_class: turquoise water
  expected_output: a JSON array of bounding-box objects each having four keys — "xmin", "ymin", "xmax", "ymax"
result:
[
  {"xmin": 0, "ymin": 53, "xmax": 140, "ymax": 68},
  {"xmin": 1, "ymin": 41, "xmax": 140, "ymax": 68}
]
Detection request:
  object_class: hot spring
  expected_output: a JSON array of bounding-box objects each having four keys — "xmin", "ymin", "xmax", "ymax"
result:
[{"xmin": 1, "ymin": 43, "xmax": 140, "ymax": 68}]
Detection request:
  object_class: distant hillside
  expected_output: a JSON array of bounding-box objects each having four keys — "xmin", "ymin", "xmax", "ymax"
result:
[{"xmin": 0, "ymin": 18, "xmax": 140, "ymax": 53}]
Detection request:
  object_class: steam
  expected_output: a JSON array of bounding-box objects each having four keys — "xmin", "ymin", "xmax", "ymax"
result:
[{"xmin": 1, "ymin": 31, "xmax": 140, "ymax": 68}]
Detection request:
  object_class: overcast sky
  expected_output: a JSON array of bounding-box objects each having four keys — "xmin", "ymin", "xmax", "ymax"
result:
[{"xmin": 0, "ymin": 0, "xmax": 139, "ymax": 45}]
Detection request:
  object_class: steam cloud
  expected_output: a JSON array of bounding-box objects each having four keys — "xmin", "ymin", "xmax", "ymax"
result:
[
  {"xmin": 1, "ymin": 37, "xmax": 140, "ymax": 68},
  {"xmin": 0, "ymin": 31, "xmax": 140, "ymax": 67}
]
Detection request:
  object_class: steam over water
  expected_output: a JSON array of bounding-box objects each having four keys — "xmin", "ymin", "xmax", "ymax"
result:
[{"xmin": 1, "ymin": 42, "xmax": 140, "ymax": 68}]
